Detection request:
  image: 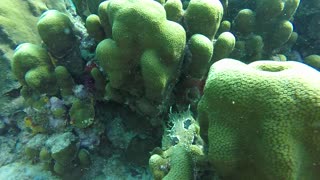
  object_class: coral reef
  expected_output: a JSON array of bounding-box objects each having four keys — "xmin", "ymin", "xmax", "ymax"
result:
[
  {"xmin": 198, "ymin": 59, "xmax": 320, "ymax": 179},
  {"xmin": 229, "ymin": 0, "xmax": 300, "ymax": 62},
  {"xmin": 94, "ymin": 0, "xmax": 186, "ymax": 118},
  {"xmin": 1, "ymin": 0, "xmax": 319, "ymax": 179},
  {"xmin": 87, "ymin": 0, "xmax": 235, "ymax": 122},
  {"xmin": 0, "ymin": 0, "xmax": 72, "ymax": 120}
]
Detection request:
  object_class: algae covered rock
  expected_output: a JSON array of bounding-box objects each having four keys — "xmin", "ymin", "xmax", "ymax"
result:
[
  {"xmin": 46, "ymin": 132, "xmax": 78, "ymax": 174},
  {"xmin": 149, "ymin": 110, "xmax": 204, "ymax": 179},
  {"xmin": 198, "ymin": 58, "xmax": 320, "ymax": 179},
  {"xmin": 25, "ymin": 134, "xmax": 48, "ymax": 160},
  {"xmin": 69, "ymin": 98, "xmax": 95, "ymax": 129},
  {"xmin": 0, "ymin": 162, "xmax": 59, "ymax": 180}
]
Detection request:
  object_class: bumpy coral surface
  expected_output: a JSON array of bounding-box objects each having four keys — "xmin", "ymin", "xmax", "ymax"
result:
[
  {"xmin": 96, "ymin": 0, "xmax": 186, "ymax": 102},
  {"xmin": 198, "ymin": 59, "xmax": 320, "ymax": 179},
  {"xmin": 149, "ymin": 110, "xmax": 203, "ymax": 180}
]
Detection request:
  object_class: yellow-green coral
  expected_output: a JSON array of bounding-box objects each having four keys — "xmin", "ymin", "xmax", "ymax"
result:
[
  {"xmin": 198, "ymin": 58, "xmax": 320, "ymax": 179},
  {"xmin": 230, "ymin": 0, "xmax": 300, "ymax": 61},
  {"xmin": 85, "ymin": 14, "xmax": 105, "ymax": 42},
  {"xmin": 184, "ymin": 0, "xmax": 223, "ymax": 40},
  {"xmin": 12, "ymin": 43, "xmax": 57, "ymax": 95},
  {"xmin": 37, "ymin": 10, "xmax": 76, "ymax": 57},
  {"xmin": 95, "ymin": 0, "xmax": 186, "ymax": 102},
  {"xmin": 304, "ymin": 54, "xmax": 320, "ymax": 70},
  {"xmin": 164, "ymin": 0, "xmax": 183, "ymax": 22},
  {"xmin": 186, "ymin": 34, "xmax": 213, "ymax": 79},
  {"xmin": 212, "ymin": 32, "xmax": 236, "ymax": 62}
]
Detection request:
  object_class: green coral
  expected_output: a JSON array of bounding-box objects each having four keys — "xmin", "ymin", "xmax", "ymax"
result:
[
  {"xmin": 12, "ymin": 43, "xmax": 57, "ymax": 95},
  {"xmin": 304, "ymin": 54, "xmax": 320, "ymax": 70},
  {"xmin": 85, "ymin": 14, "xmax": 105, "ymax": 42},
  {"xmin": 11, "ymin": 42, "xmax": 75, "ymax": 112},
  {"xmin": 97, "ymin": 1, "xmax": 112, "ymax": 37},
  {"xmin": 87, "ymin": 0, "xmax": 234, "ymax": 117},
  {"xmin": 69, "ymin": 98, "xmax": 95, "ymax": 128},
  {"xmin": 37, "ymin": 10, "xmax": 76, "ymax": 57},
  {"xmin": 96, "ymin": 0, "xmax": 186, "ymax": 103},
  {"xmin": 39, "ymin": 147, "xmax": 52, "ymax": 170},
  {"xmin": 212, "ymin": 32, "xmax": 236, "ymax": 62},
  {"xmin": 217, "ymin": 20, "xmax": 231, "ymax": 35},
  {"xmin": 266, "ymin": 20, "xmax": 293, "ymax": 50},
  {"xmin": 164, "ymin": 0, "xmax": 184, "ymax": 22},
  {"xmin": 37, "ymin": 10, "xmax": 83, "ymax": 75},
  {"xmin": 244, "ymin": 35, "xmax": 264, "ymax": 62},
  {"xmin": 186, "ymin": 34, "xmax": 213, "ymax": 79},
  {"xmin": 149, "ymin": 153, "xmax": 169, "ymax": 180},
  {"xmin": 46, "ymin": 132, "xmax": 78, "ymax": 175},
  {"xmin": 163, "ymin": 145, "xmax": 194, "ymax": 180},
  {"xmin": 231, "ymin": 0, "xmax": 300, "ymax": 61},
  {"xmin": 0, "ymin": 0, "xmax": 68, "ymax": 58},
  {"xmin": 25, "ymin": 134, "xmax": 48, "ymax": 160},
  {"xmin": 54, "ymin": 66, "xmax": 75, "ymax": 98},
  {"xmin": 90, "ymin": 67, "xmax": 106, "ymax": 99},
  {"xmin": 78, "ymin": 149, "xmax": 91, "ymax": 168},
  {"xmin": 233, "ymin": 9, "xmax": 256, "ymax": 36},
  {"xmin": 256, "ymin": 0, "xmax": 300, "ymax": 21},
  {"xmin": 184, "ymin": 0, "xmax": 223, "ymax": 40},
  {"xmin": 198, "ymin": 58, "xmax": 320, "ymax": 179},
  {"xmin": 24, "ymin": 131, "xmax": 86, "ymax": 176}
]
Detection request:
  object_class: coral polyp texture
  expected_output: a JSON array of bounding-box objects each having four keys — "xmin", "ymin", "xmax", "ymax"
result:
[
  {"xmin": 198, "ymin": 59, "xmax": 320, "ymax": 179},
  {"xmin": 231, "ymin": 0, "xmax": 300, "ymax": 62},
  {"xmin": 91, "ymin": 0, "xmax": 227, "ymax": 118},
  {"xmin": 4, "ymin": 0, "xmax": 320, "ymax": 179},
  {"xmin": 95, "ymin": 0, "xmax": 186, "ymax": 102}
]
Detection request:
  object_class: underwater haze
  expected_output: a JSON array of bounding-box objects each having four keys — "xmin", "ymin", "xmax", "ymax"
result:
[{"xmin": 0, "ymin": 0, "xmax": 320, "ymax": 179}]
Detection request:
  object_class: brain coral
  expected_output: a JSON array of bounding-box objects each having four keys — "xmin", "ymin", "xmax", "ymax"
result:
[{"xmin": 198, "ymin": 59, "xmax": 320, "ymax": 180}]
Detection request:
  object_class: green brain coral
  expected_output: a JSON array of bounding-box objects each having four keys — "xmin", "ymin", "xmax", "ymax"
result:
[{"xmin": 198, "ymin": 59, "xmax": 320, "ymax": 179}]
